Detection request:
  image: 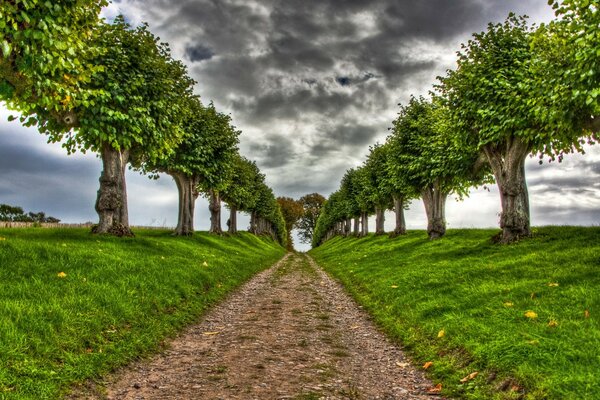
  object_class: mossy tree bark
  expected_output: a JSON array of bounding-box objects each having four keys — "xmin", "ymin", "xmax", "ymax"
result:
[
  {"xmin": 93, "ymin": 143, "xmax": 133, "ymax": 236},
  {"xmin": 375, "ymin": 206, "xmax": 385, "ymax": 235},
  {"xmin": 228, "ymin": 205, "xmax": 238, "ymax": 234},
  {"xmin": 170, "ymin": 172, "xmax": 199, "ymax": 236},
  {"xmin": 421, "ymin": 179, "xmax": 448, "ymax": 240},
  {"xmin": 392, "ymin": 195, "xmax": 406, "ymax": 236},
  {"xmin": 483, "ymin": 137, "xmax": 532, "ymax": 243},
  {"xmin": 208, "ymin": 189, "xmax": 223, "ymax": 235}
]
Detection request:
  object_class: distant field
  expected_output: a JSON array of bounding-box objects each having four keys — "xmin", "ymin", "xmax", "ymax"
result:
[
  {"xmin": 310, "ymin": 227, "xmax": 600, "ymax": 399},
  {"xmin": 0, "ymin": 228, "xmax": 285, "ymax": 399}
]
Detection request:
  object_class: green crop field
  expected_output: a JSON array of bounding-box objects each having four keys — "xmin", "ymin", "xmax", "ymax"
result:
[
  {"xmin": 310, "ymin": 227, "xmax": 600, "ymax": 399},
  {"xmin": 0, "ymin": 228, "xmax": 285, "ymax": 399}
]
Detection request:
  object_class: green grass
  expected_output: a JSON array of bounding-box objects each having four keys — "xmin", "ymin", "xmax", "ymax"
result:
[
  {"xmin": 0, "ymin": 228, "xmax": 285, "ymax": 399},
  {"xmin": 309, "ymin": 227, "xmax": 600, "ymax": 399}
]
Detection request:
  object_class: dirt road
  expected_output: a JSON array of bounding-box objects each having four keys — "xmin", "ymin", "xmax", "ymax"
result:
[{"xmin": 86, "ymin": 253, "xmax": 440, "ymax": 399}]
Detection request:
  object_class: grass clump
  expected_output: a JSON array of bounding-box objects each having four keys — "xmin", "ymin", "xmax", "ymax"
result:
[
  {"xmin": 0, "ymin": 228, "xmax": 285, "ymax": 399},
  {"xmin": 309, "ymin": 227, "xmax": 600, "ymax": 399}
]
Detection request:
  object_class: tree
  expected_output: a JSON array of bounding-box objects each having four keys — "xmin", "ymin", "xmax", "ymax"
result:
[
  {"xmin": 339, "ymin": 168, "xmax": 362, "ymax": 236},
  {"xmin": 353, "ymin": 166, "xmax": 376, "ymax": 237},
  {"xmin": 151, "ymin": 98, "xmax": 239, "ymax": 236},
  {"xmin": 388, "ymin": 97, "xmax": 487, "ymax": 239},
  {"xmin": 248, "ymin": 182, "xmax": 287, "ymax": 247},
  {"xmin": 362, "ymin": 144, "xmax": 394, "ymax": 235},
  {"xmin": 1, "ymin": 0, "xmax": 107, "ymax": 128},
  {"xmin": 0, "ymin": 204, "xmax": 60, "ymax": 223},
  {"xmin": 437, "ymin": 14, "xmax": 593, "ymax": 243},
  {"xmin": 277, "ymin": 197, "xmax": 304, "ymax": 250},
  {"xmin": 296, "ymin": 193, "xmax": 326, "ymax": 244},
  {"xmin": 70, "ymin": 18, "xmax": 194, "ymax": 236},
  {"xmin": 222, "ymin": 155, "xmax": 262, "ymax": 234}
]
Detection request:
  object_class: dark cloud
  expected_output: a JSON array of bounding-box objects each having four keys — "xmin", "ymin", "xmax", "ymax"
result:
[{"xmin": 185, "ymin": 44, "xmax": 214, "ymax": 62}]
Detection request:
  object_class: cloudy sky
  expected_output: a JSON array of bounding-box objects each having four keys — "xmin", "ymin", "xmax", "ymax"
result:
[{"xmin": 1, "ymin": 0, "xmax": 599, "ymax": 250}]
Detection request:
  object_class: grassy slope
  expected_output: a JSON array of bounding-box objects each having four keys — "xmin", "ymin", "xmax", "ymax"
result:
[
  {"xmin": 0, "ymin": 228, "xmax": 285, "ymax": 399},
  {"xmin": 309, "ymin": 227, "xmax": 600, "ymax": 399}
]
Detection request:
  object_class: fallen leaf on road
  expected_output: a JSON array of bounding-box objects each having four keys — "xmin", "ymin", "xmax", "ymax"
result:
[
  {"xmin": 427, "ymin": 383, "xmax": 442, "ymax": 393},
  {"xmin": 460, "ymin": 371, "xmax": 479, "ymax": 383},
  {"xmin": 396, "ymin": 361, "xmax": 410, "ymax": 368},
  {"xmin": 423, "ymin": 361, "xmax": 433, "ymax": 369},
  {"xmin": 202, "ymin": 331, "xmax": 220, "ymax": 336},
  {"xmin": 350, "ymin": 325, "xmax": 360, "ymax": 330}
]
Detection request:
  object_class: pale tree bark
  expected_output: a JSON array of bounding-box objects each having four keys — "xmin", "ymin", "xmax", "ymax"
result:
[
  {"xmin": 483, "ymin": 137, "xmax": 531, "ymax": 243},
  {"xmin": 169, "ymin": 172, "xmax": 199, "ymax": 236},
  {"xmin": 228, "ymin": 205, "xmax": 237, "ymax": 234},
  {"xmin": 208, "ymin": 189, "xmax": 222, "ymax": 235},
  {"xmin": 353, "ymin": 217, "xmax": 360, "ymax": 236},
  {"xmin": 375, "ymin": 206, "xmax": 385, "ymax": 235},
  {"xmin": 360, "ymin": 212, "xmax": 369, "ymax": 236},
  {"xmin": 345, "ymin": 218, "xmax": 352, "ymax": 236},
  {"xmin": 421, "ymin": 179, "xmax": 448, "ymax": 240},
  {"xmin": 392, "ymin": 195, "xmax": 406, "ymax": 236},
  {"xmin": 249, "ymin": 211, "xmax": 257, "ymax": 234},
  {"xmin": 93, "ymin": 143, "xmax": 133, "ymax": 236}
]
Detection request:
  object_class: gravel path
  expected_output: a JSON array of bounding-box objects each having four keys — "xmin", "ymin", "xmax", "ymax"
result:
[{"xmin": 84, "ymin": 253, "xmax": 442, "ymax": 399}]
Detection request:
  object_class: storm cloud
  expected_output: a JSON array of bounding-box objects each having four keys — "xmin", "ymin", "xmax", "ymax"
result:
[{"xmin": 1, "ymin": 1, "xmax": 598, "ymax": 250}]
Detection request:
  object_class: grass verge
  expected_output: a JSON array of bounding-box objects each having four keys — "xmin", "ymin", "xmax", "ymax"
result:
[
  {"xmin": 309, "ymin": 227, "xmax": 600, "ymax": 399},
  {"xmin": 0, "ymin": 228, "xmax": 285, "ymax": 399}
]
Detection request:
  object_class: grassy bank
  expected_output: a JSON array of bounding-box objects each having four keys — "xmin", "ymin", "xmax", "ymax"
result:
[
  {"xmin": 0, "ymin": 228, "xmax": 285, "ymax": 399},
  {"xmin": 309, "ymin": 227, "xmax": 600, "ymax": 399}
]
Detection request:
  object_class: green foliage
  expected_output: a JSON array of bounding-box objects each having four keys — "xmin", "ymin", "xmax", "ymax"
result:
[
  {"xmin": 389, "ymin": 97, "xmax": 488, "ymax": 199},
  {"xmin": 222, "ymin": 155, "xmax": 263, "ymax": 212},
  {"xmin": 64, "ymin": 17, "xmax": 195, "ymax": 164},
  {"xmin": 0, "ymin": 0, "xmax": 107, "ymax": 120},
  {"xmin": 0, "ymin": 204, "xmax": 59, "ymax": 223},
  {"xmin": 296, "ymin": 193, "xmax": 326, "ymax": 245},
  {"xmin": 312, "ymin": 190, "xmax": 346, "ymax": 247},
  {"xmin": 0, "ymin": 228, "xmax": 284, "ymax": 399},
  {"xmin": 310, "ymin": 227, "xmax": 600, "ymax": 399},
  {"xmin": 277, "ymin": 196, "xmax": 303, "ymax": 250}
]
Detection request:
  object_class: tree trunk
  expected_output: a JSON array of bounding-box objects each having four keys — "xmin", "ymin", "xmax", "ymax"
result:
[
  {"xmin": 375, "ymin": 206, "xmax": 385, "ymax": 235},
  {"xmin": 360, "ymin": 212, "xmax": 369, "ymax": 236},
  {"xmin": 392, "ymin": 195, "xmax": 406, "ymax": 236},
  {"xmin": 93, "ymin": 143, "xmax": 133, "ymax": 236},
  {"xmin": 483, "ymin": 138, "xmax": 531, "ymax": 243},
  {"xmin": 170, "ymin": 172, "xmax": 198, "ymax": 236},
  {"xmin": 249, "ymin": 211, "xmax": 257, "ymax": 233},
  {"xmin": 421, "ymin": 180, "xmax": 448, "ymax": 240},
  {"xmin": 353, "ymin": 217, "xmax": 360, "ymax": 236},
  {"xmin": 228, "ymin": 205, "xmax": 237, "ymax": 234},
  {"xmin": 345, "ymin": 218, "xmax": 352, "ymax": 236},
  {"xmin": 208, "ymin": 189, "xmax": 222, "ymax": 235}
]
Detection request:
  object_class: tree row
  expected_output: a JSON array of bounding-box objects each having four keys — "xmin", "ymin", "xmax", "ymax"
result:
[
  {"xmin": 0, "ymin": 3, "xmax": 287, "ymax": 245},
  {"xmin": 314, "ymin": 2, "xmax": 599, "ymax": 247}
]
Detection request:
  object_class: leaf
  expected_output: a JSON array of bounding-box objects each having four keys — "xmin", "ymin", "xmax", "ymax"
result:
[
  {"xmin": 390, "ymin": 285, "xmax": 398, "ymax": 288},
  {"xmin": 524, "ymin": 310, "xmax": 538, "ymax": 319},
  {"xmin": 202, "ymin": 261, "xmax": 208, "ymax": 267},
  {"xmin": 460, "ymin": 371, "xmax": 479, "ymax": 383},
  {"xmin": 396, "ymin": 361, "xmax": 410, "ymax": 368},
  {"xmin": 423, "ymin": 361, "xmax": 433, "ymax": 369},
  {"xmin": 437, "ymin": 329, "xmax": 445, "ymax": 338},
  {"xmin": 548, "ymin": 319, "xmax": 558, "ymax": 327},
  {"xmin": 547, "ymin": 282, "xmax": 559, "ymax": 287},
  {"xmin": 584, "ymin": 310, "xmax": 590, "ymax": 319},
  {"xmin": 57, "ymin": 272, "xmax": 67, "ymax": 278},
  {"xmin": 1, "ymin": 40, "xmax": 11, "ymax": 57},
  {"xmin": 503, "ymin": 301, "xmax": 514, "ymax": 307},
  {"xmin": 202, "ymin": 331, "xmax": 220, "ymax": 336},
  {"xmin": 427, "ymin": 383, "xmax": 442, "ymax": 393}
]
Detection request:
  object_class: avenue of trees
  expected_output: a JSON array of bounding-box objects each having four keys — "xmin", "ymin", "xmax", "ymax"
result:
[
  {"xmin": 314, "ymin": 2, "xmax": 599, "ymax": 247},
  {"xmin": 0, "ymin": 3, "xmax": 287, "ymax": 246}
]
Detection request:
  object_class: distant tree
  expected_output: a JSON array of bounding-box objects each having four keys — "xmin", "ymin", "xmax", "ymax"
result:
[
  {"xmin": 222, "ymin": 155, "xmax": 262, "ymax": 234},
  {"xmin": 296, "ymin": 193, "xmax": 326, "ymax": 244},
  {"xmin": 0, "ymin": 204, "xmax": 60, "ymax": 223},
  {"xmin": 277, "ymin": 197, "xmax": 304, "ymax": 250},
  {"xmin": 339, "ymin": 169, "xmax": 362, "ymax": 235},
  {"xmin": 354, "ymin": 166, "xmax": 376, "ymax": 236},
  {"xmin": 362, "ymin": 143, "xmax": 394, "ymax": 235}
]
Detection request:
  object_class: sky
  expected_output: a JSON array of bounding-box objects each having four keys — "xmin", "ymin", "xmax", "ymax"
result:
[{"xmin": 1, "ymin": 0, "xmax": 599, "ymax": 251}]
